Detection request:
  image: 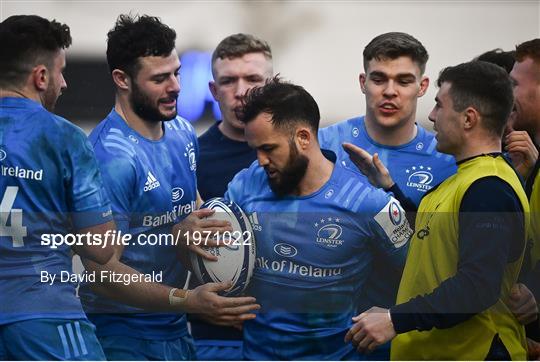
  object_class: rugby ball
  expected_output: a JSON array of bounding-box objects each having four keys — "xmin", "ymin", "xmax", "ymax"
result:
[{"xmin": 190, "ymin": 198, "xmax": 256, "ymax": 296}]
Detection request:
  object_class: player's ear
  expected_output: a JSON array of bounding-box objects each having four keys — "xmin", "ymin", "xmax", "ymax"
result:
[
  {"xmin": 463, "ymin": 107, "xmax": 479, "ymax": 130},
  {"xmin": 296, "ymin": 127, "xmax": 311, "ymax": 150},
  {"xmin": 209, "ymin": 81, "xmax": 218, "ymax": 101},
  {"xmin": 359, "ymin": 73, "xmax": 367, "ymax": 94},
  {"xmin": 32, "ymin": 65, "xmax": 48, "ymax": 92},
  {"xmin": 418, "ymin": 76, "xmax": 429, "ymax": 98},
  {"xmin": 112, "ymin": 69, "xmax": 130, "ymax": 91},
  {"xmin": 418, "ymin": 76, "xmax": 429, "ymax": 97}
]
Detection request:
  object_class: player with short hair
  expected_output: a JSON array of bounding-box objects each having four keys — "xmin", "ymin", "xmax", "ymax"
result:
[
  {"xmin": 346, "ymin": 60, "xmax": 530, "ymax": 360},
  {"xmin": 225, "ymin": 77, "xmax": 412, "ymax": 360},
  {"xmin": 78, "ymin": 14, "xmax": 259, "ymax": 360},
  {"xmin": 0, "ymin": 15, "xmax": 115, "ymax": 360},
  {"xmin": 509, "ymin": 38, "xmax": 540, "ymax": 355},
  {"xmin": 318, "ymin": 33, "xmax": 456, "ymax": 359},
  {"xmin": 192, "ymin": 33, "xmax": 273, "ymax": 360}
]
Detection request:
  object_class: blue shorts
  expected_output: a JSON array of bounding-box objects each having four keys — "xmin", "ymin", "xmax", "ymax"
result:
[
  {"xmin": 98, "ymin": 334, "xmax": 196, "ymax": 360},
  {"xmin": 194, "ymin": 339, "xmax": 243, "ymax": 361},
  {"xmin": 0, "ymin": 318, "xmax": 105, "ymax": 360}
]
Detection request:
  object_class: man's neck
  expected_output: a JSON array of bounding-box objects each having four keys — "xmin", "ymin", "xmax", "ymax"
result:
[
  {"xmin": 115, "ymin": 97, "xmax": 163, "ymax": 140},
  {"xmin": 218, "ymin": 120, "xmax": 245, "ymax": 142},
  {"xmin": 1, "ymin": 87, "xmax": 40, "ymax": 104},
  {"xmin": 294, "ymin": 150, "xmax": 334, "ymax": 196},
  {"xmin": 364, "ymin": 115, "xmax": 417, "ymax": 146},
  {"xmin": 454, "ymin": 138, "xmax": 502, "ymax": 163}
]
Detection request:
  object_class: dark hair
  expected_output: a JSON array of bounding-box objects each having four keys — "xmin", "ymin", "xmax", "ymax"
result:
[
  {"xmin": 437, "ymin": 61, "xmax": 513, "ymax": 136},
  {"xmin": 0, "ymin": 15, "xmax": 71, "ymax": 87},
  {"xmin": 106, "ymin": 14, "xmax": 176, "ymax": 77},
  {"xmin": 240, "ymin": 76, "xmax": 320, "ymax": 135},
  {"xmin": 212, "ymin": 33, "xmax": 272, "ymax": 64},
  {"xmin": 363, "ymin": 32, "xmax": 429, "ymax": 74},
  {"xmin": 515, "ymin": 38, "xmax": 540, "ymax": 63},
  {"xmin": 474, "ymin": 48, "xmax": 515, "ymax": 73}
]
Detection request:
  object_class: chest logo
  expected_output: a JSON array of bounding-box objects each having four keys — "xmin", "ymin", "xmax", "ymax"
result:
[
  {"xmin": 144, "ymin": 171, "xmax": 161, "ymax": 192},
  {"xmin": 314, "ymin": 217, "xmax": 344, "ymax": 248},
  {"xmin": 406, "ymin": 166, "xmax": 434, "ymax": 192},
  {"xmin": 171, "ymin": 187, "xmax": 184, "ymax": 202},
  {"xmin": 274, "ymin": 243, "xmax": 298, "ymax": 258}
]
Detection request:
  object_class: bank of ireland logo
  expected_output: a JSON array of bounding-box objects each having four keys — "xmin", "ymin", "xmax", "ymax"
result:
[
  {"xmin": 406, "ymin": 166, "xmax": 433, "ymax": 192},
  {"xmin": 388, "ymin": 201, "xmax": 402, "ymax": 226},
  {"xmin": 184, "ymin": 142, "xmax": 197, "ymax": 171},
  {"xmin": 128, "ymin": 135, "xmax": 139, "ymax": 144},
  {"xmin": 274, "ymin": 243, "xmax": 297, "ymax": 257},
  {"xmin": 171, "ymin": 187, "xmax": 184, "ymax": 202},
  {"xmin": 0, "ymin": 148, "xmax": 6, "ymax": 161},
  {"xmin": 325, "ymin": 189, "xmax": 334, "ymax": 199},
  {"xmin": 314, "ymin": 217, "xmax": 344, "ymax": 248},
  {"xmin": 352, "ymin": 127, "xmax": 360, "ymax": 138},
  {"xmin": 416, "ymin": 142, "xmax": 424, "ymax": 151}
]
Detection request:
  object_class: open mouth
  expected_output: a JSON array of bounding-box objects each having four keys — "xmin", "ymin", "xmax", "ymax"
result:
[{"xmin": 379, "ymin": 103, "xmax": 399, "ymax": 115}]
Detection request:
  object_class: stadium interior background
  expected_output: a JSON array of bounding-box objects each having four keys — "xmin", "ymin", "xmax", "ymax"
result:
[{"xmin": 2, "ymin": 0, "xmax": 539, "ymax": 136}]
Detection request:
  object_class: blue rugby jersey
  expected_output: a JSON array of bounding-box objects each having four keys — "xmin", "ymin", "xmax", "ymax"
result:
[
  {"xmin": 0, "ymin": 97, "xmax": 112, "ymax": 324},
  {"xmin": 319, "ymin": 116, "xmax": 457, "ymax": 310},
  {"xmin": 79, "ymin": 109, "xmax": 197, "ymax": 339},
  {"xmin": 225, "ymin": 159, "xmax": 412, "ymax": 360}
]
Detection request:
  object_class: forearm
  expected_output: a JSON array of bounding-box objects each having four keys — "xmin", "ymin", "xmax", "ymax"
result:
[
  {"xmin": 82, "ymin": 255, "xmax": 183, "ymax": 312},
  {"xmin": 391, "ymin": 177, "xmax": 524, "ymax": 333}
]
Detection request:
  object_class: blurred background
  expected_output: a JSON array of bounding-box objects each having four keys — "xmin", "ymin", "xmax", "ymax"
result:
[{"xmin": 3, "ymin": 0, "xmax": 539, "ymax": 135}]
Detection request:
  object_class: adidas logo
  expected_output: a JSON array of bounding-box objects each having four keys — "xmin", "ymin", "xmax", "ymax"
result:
[{"xmin": 144, "ymin": 171, "xmax": 161, "ymax": 192}]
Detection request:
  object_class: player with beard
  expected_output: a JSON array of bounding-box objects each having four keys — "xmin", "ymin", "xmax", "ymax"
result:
[
  {"xmin": 0, "ymin": 15, "xmax": 115, "ymax": 360},
  {"xmin": 224, "ymin": 77, "xmax": 412, "ymax": 360},
  {"xmin": 79, "ymin": 14, "xmax": 259, "ymax": 361},
  {"xmin": 508, "ymin": 39, "xmax": 540, "ymax": 357},
  {"xmin": 191, "ymin": 34, "xmax": 273, "ymax": 361}
]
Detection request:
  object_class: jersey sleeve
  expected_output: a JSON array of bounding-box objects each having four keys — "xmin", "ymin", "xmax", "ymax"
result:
[
  {"xmin": 224, "ymin": 167, "xmax": 251, "ymax": 205},
  {"xmin": 62, "ymin": 125, "xmax": 113, "ymax": 230},
  {"xmin": 91, "ymin": 140, "xmax": 137, "ymax": 233},
  {"xmin": 364, "ymin": 191, "xmax": 412, "ymax": 267},
  {"xmin": 318, "ymin": 125, "xmax": 342, "ymax": 152}
]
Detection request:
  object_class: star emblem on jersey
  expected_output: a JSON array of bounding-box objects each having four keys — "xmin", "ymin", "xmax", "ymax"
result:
[
  {"xmin": 143, "ymin": 171, "xmax": 161, "ymax": 192},
  {"xmin": 314, "ymin": 217, "xmax": 344, "ymax": 248},
  {"xmin": 405, "ymin": 165, "xmax": 434, "ymax": 192},
  {"xmin": 183, "ymin": 142, "xmax": 197, "ymax": 172}
]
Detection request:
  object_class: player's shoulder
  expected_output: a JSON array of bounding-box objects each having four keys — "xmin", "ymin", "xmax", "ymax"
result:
[
  {"xmin": 35, "ymin": 111, "xmax": 90, "ymax": 149},
  {"xmin": 228, "ymin": 160, "xmax": 269, "ymax": 197},
  {"xmin": 165, "ymin": 115, "xmax": 196, "ymax": 136},
  {"xmin": 197, "ymin": 122, "xmax": 219, "ymax": 143},
  {"xmin": 89, "ymin": 112, "xmax": 139, "ymax": 160},
  {"xmin": 415, "ymin": 124, "xmax": 453, "ymax": 160},
  {"xmin": 327, "ymin": 162, "xmax": 391, "ymax": 213},
  {"xmin": 320, "ymin": 115, "xmax": 364, "ymax": 137}
]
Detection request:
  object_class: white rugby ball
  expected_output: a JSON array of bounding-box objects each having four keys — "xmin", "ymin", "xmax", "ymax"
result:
[{"xmin": 190, "ymin": 198, "xmax": 256, "ymax": 296}]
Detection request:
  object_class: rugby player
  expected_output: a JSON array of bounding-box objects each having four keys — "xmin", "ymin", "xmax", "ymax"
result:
[
  {"xmin": 225, "ymin": 77, "xmax": 413, "ymax": 360},
  {"xmin": 0, "ymin": 15, "xmax": 115, "ymax": 360},
  {"xmin": 318, "ymin": 32, "xmax": 456, "ymax": 359},
  {"xmin": 509, "ymin": 38, "xmax": 540, "ymax": 356},
  {"xmin": 345, "ymin": 61, "xmax": 530, "ymax": 360},
  {"xmin": 192, "ymin": 33, "xmax": 273, "ymax": 360},
  {"xmin": 78, "ymin": 14, "xmax": 259, "ymax": 360}
]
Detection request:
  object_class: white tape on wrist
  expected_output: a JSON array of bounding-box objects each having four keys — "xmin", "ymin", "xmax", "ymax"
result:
[{"xmin": 169, "ymin": 287, "xmax": 189, "ymax": 306}]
